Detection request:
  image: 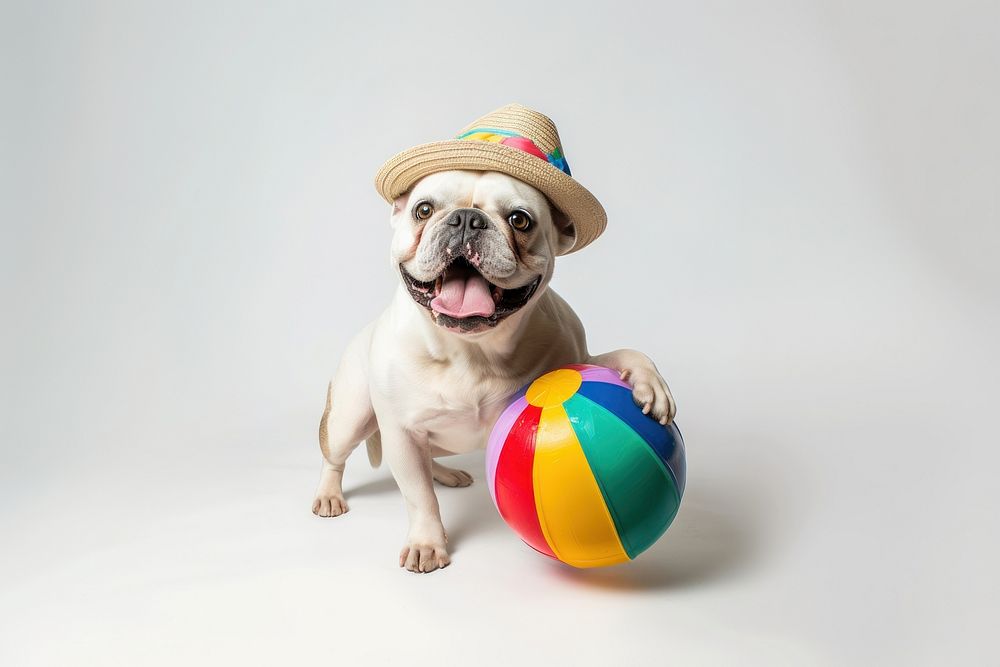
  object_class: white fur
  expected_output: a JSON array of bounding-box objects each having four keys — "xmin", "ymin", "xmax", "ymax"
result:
[{"xmin": 312, "ymin": 170, "xmax": 676, "ymax": 573}]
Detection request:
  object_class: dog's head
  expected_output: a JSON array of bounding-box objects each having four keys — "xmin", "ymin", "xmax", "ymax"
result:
[{"xmin": 390, "ymin": 170, "xmax": 575, "ymax": 335}]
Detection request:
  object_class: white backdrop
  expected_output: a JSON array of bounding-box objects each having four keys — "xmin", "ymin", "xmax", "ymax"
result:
[{"xmin": 2, "ymin": 1, "xmax": 997, "ymax": 664}]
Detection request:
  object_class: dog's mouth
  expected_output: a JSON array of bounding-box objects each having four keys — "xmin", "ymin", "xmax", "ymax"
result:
[{"xmin": 400, "ymin": 257, "xmax": 541, "ymax": 332}]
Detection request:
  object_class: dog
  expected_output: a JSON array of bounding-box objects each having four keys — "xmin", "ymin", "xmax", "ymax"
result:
[{"xmin": 311, "ymin": 106, "xmax": 676, "ymax": 573}]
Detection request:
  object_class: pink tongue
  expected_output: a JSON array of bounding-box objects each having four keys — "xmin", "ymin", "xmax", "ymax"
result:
[{"xmin": 431, "ymin": 270, "xmax": 496, "ymax": 318}]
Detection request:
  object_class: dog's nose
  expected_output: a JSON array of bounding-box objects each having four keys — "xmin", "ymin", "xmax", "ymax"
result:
[{"xmin": 446, "ymin": 208, "xmax": 489, "ymax": 231}]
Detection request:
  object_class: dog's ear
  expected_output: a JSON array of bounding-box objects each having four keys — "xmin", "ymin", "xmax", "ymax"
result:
[
  {"xmin": 551, "ymin": 205, "xmax": 576, "ymax": 255},
  {"xmin": 390, "ymin": 191, "xmax": 411, "ymax": 228}
]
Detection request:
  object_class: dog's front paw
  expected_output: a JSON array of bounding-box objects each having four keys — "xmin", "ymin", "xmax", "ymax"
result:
[
  {"xmin": 399, "ymin": 521, "xmax": 451, "ymax": 573},
  {"xmin": 621, "ymin": 366, "xmax": 677, "ymax": 426}
]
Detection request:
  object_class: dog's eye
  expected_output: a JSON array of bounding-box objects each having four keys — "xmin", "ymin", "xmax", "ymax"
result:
[
  {"xmin": 414, "ymin": 202, "xmax": 434, "ymax": 221},
  {"xmin": 507, "ymin": 210, "xmax": 533, "ymax": 231}
]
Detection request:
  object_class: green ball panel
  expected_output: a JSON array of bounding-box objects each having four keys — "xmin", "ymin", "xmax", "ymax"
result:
[{"xmin": 563, "ymin": 393, "xmax": 681, "ymax": 559}]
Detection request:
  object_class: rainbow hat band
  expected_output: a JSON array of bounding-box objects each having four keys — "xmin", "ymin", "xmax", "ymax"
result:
[
  {"xmin": 455, "ymin": 128, "xmax": 571, "ymax": 176},
  {"xmin": 374, "ymin": 103, "xmax": 607, "ymax": 255},
  {"xmin": 486, "ymin": 365, "xmax": 686, "ymax": 568}
]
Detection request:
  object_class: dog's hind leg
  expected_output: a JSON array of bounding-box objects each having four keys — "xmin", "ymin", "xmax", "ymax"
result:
[
  {"xmin": 426, "ymin": 446, "xmax": 474, "ymax": 487},
  {"xmin": 312, "ymin": 329, "xmax": 377, "ymax": 517},
  {"xmin": 430, "ymin": 460, "xmax": 474, "ymax": 487}
]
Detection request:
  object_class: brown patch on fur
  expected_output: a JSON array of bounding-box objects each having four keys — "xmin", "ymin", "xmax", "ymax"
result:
[{"xmin": 318, "ymin": 381, "xmax": 333, "ymax": 462}]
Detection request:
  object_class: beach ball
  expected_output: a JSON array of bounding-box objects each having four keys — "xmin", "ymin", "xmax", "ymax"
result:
[{"xmin": 486, "ymin": 364, "xmax": 686, "ymax": 568}]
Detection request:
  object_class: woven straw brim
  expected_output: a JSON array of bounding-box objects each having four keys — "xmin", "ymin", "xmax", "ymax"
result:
[{"xmin": 374, "ymin": 140, "xmax": 607, "ymax": 255}]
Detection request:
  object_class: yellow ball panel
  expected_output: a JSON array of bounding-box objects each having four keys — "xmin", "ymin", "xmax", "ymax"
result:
[
  {"xmin": 532, "ymin": 404, "xmax": 629, "ymax": 567},
  {"xmin": 526, "ymin": 369, "xmax": 583, "ymax": 408}
]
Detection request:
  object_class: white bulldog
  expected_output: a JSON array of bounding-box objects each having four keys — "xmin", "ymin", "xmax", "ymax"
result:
[{"xmin": 312, "ymin": 168, "xmax": 676, "ymax": 573}]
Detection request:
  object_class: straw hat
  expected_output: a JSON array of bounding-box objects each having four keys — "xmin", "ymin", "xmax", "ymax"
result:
[{"xmin": 374, "ymin": 103, "xmax": 607, "ymax": 255}]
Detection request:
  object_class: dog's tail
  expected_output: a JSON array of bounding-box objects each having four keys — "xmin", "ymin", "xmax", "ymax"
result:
[{"xmin": 366, "ymin": 430, "xmax": 382, "ymax": 468}]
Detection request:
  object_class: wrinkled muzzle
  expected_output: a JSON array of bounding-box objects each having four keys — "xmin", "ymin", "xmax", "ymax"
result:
[{"xmin": 400, "ymin": 208, "xmax": 541, "ymax": 332}]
